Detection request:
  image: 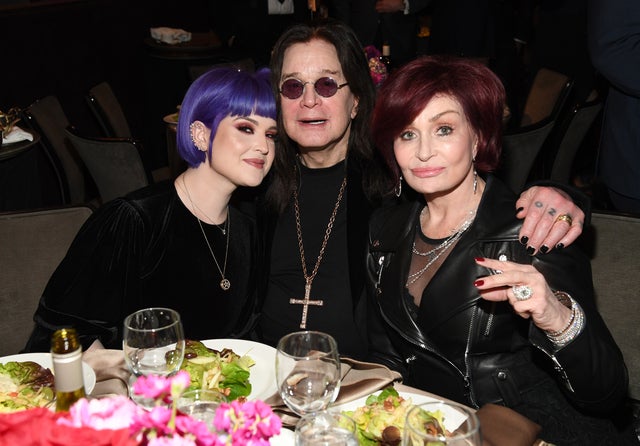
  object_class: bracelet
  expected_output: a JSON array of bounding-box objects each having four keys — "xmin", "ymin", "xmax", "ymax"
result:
[{"xmin": 545, "ymin": 291, "xmax": 585, "ymax": 347}]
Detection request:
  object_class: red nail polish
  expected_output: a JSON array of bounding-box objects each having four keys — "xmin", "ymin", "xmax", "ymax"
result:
[
  {"xmin": 474, "ymin": 279, "xmax": 484, "ymax": 287},
  {"xmin": 475, "ymin": 257, "xmax": 485, "ymax": 262}
]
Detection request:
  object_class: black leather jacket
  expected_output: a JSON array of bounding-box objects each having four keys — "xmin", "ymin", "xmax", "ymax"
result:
[{"xmin": 366, "ymin": 176, "xmax": 628, "ymax": 414}]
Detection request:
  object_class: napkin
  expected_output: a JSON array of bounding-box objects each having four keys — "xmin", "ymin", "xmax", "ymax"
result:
[
  {"xmin": 150, "ymin": 27, "xmax": 192, "ymax": 45},
  {"xmin": 266, "ymin": 357, "xmax": 402, "ymax": 426},
  {"xmin": 2, "ymin": 126, "xmax": 33, "ymax": 146},
  {"xmin": 476, "ymin": 403, "xmax": 542, "ymax": 446},
  {"xmin": 82, "ymin": 340, "xmax": 130, "ymax": 397}
]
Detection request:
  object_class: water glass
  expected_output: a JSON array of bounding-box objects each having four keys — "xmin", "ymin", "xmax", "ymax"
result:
[
  {"xmin": 295, "ymin": 410, "xmax": 358, "ymax": 446},
  {"xmin": 402, "ymin": 400, "xmax": 481, "ymax": 445},
  {"xmin": 176, "ymin": 389, "xmax": 227, "ymax": 429}
]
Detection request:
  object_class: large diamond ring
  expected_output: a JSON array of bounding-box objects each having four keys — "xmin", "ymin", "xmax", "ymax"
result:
[
  {"xmin": 555, "ymin": 214, "xmax": 573, "ymax": 226},
  {"xmin": 513, "ymin": 285, "xmax": 533, "ymax": 301}
]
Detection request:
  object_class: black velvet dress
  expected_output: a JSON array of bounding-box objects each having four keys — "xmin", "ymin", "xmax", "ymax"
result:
[{"xmin": 24, "ymin": 181, "xmax": 261, "ymax": 352}]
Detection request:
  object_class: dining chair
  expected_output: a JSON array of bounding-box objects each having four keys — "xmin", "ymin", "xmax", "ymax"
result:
[
  {"xmin": 498, "ymin": 118, "xmax": 557, "ymax": 193},
  {"xmin": 65, "ymin": 126, "xmax": 152, "ymax": 204},
  {"xmin": 85, "ymin": 81, "xmax": 133, "ymax": 138},
  {"xmin": 23, "ymin": 96, "xmax": 90, "ymax": 205},
  {"xmin": 0, "ymin": 205, "xmax": 94, "ymax": 356},
  {"xmin": 548, "ymin": 98, "xmax": 603, "ymax": 184},
  {"xmin": 580, "ymin": 211, "xmax": 640, "ymax": 403},
  {"xmin": 519, "ymin": 67, "xmax": 573, "ymax": 127}
]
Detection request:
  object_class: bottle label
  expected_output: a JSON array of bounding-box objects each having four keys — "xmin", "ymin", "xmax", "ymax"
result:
[{"xmin": 52, "ymin": 349, "xmax": 85, "ymax": 392}]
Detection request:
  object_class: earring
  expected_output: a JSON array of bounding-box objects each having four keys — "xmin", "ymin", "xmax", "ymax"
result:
[
  {"xmin": 473, "ymin": 170, "xmax": 478, "ymax": 195},
  {"xmin": 395, "ymin": 175, "xmax": 403, "ymax": 198},
  {"xmin": 190, "ymin": 122, "xmax": 197, "ymax": 145}
]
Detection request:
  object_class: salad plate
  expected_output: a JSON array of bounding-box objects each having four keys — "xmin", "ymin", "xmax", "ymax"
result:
[
  {"xmin": 0, "ymin": 352, "xmax": 96, "ymax": 395},
  {"xmin": 200, "ymin": 339, "xmax": 277, "ymax": 401}
]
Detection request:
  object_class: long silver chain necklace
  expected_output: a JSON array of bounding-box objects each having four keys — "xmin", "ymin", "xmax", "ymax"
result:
[
  {"xmin": 182, "ymin": 175, "xmax": 228, "ymax": 235},
  {"xmin": 182, "ymin": 175, "xmax": 231, "ymax": 290},
  {"xmin": 406, "ymin": 208, "xmax": 476, "ymax": 286},
  {"xmin": 289, "ymin": 172, "xmax": 347, "ymax": 329}
]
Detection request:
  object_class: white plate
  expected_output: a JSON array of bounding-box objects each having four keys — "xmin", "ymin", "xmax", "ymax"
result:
[
  {"xmin": 269, "ymin": 427, "xmax": 295, "ymax": 446},
  {"xmin": 200, "ymin": 339, "xmax": 277, "ymax": 402},
  {"xmin": 0, "ymin": 352, "xmax": 96, "ymax": 394},
  {"xmin": 333, "ymin": 390, "xmax": 467, "ymax": 433}
]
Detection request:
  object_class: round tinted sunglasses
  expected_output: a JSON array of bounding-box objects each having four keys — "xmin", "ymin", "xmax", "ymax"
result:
[{"xmin": 279, "ymin": 77, "xmax": 349, "ymax": 100}]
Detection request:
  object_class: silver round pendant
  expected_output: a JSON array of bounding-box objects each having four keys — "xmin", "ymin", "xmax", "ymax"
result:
[{"xmin": 220, "ymin": 278, "xmax": 231, "ymax": 290}]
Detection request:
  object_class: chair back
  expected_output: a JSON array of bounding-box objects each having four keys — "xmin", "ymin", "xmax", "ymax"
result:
[
  {"xmin": 520, "ymin": 68, "xmax": 573, "ymax": 127},
  {"xmin": 548, "ymin": 99, "xmax": 603, "ymax": 184},
  {"xmin": 582, "ymin": 211, "xmax": 640, "ymax": 400},
  {"xmin": 0, "ymin": 205, "xmax": 93, "ymax": 355},
  {"xmin": 65, "ymin": 126, "xmax": 151, "ymax": 204},
  {"xmin": 86, "ymin": 81, "xmax": 133, "ymax": 138},
  {"xmin": 499, "ymin": 119, "xmax": 556, "ymax": 193},
  {"xmin": 23, "ymin": 96, "xmax": 88, "ymax": 204}
]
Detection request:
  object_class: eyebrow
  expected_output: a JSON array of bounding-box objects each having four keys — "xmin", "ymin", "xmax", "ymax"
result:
[
  {"xmin": 281, "ymin": 69, "xmax": 341, "ymax": 80},
  {"xmin": 233, "ymin": 116, "xmax": 258, "ymax": 125},
  {"xmin": 429, "ymin": 110, "xmax": 461, "ymax": 122}
]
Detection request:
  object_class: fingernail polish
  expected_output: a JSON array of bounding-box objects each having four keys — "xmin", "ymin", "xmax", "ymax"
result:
[
  {"xmin": 520, "ymin": 236, "xmax": 529, "ymax": 245},
  {"xmin": 526, "ymin": 246, "xmax": 535, "ymax": 256},
  {"xmin": 516, "ymin": 207, "xmax": 524, "ymax": 214},
  {"xmin": 474, "ymin": 257, "xmax": 485, "ymax": 262},
  {"xmin": 556, "ymin": 243, "xmax": 564, "ymax": 250},
  {"xmin": 540, "ymin": 245, "xmax": 549, "ymax": 254},
  {"xmin": 474, "ymin": 279, "xmax": 484, "ymax": 287}
]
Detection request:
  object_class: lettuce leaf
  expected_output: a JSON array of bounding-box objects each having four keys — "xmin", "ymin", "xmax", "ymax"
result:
[{"xmin": 0, "ymin": 361, "xmax": 55, "ymax": 412}]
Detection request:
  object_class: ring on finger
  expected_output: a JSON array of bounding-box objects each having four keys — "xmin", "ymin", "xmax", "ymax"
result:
[
  {"xmin": 555, "ymin": 214, "xmax": 572, "ymax": 226},
  {"xmin": 513, "ymin": 285, "xmax": 533, "ymax": 301}
]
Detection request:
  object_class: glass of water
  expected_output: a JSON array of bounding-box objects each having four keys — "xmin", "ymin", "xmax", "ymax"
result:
[
  {"xmin": 123, "ymin": 307, "xmax": 185, "ymax": 407},
  {"xmin": 295, "ymin": 410, "xmax": 358, "ymax": 446}
]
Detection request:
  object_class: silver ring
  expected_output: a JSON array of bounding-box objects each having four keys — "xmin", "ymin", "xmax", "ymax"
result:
[{"xmin": 513, "ymin": 285, "xmax": 533, "ymax": 301}]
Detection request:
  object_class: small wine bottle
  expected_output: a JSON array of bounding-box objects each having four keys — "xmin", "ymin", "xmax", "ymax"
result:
[
  {"xmin": 51, "ymin": 328, "xmax": 86, "ymax": 411},
  {"xmin": 380, "ymin": 43, "xmax": 392, "ymax": 71}
]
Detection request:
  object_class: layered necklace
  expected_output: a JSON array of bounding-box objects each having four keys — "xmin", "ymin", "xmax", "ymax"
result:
[
  {"xmin": 289, "ymin": 170, "xmax": 348, "ymax": 329},
  {"xmin": 406, "ymin": 207, "xmax": 476, "ymax": 286},
  {"xmin": 181, "ymin": 175, "xmax": 231, "ymax": 290}
]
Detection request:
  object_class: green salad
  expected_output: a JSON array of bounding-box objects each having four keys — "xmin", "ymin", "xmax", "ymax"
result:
[
  {"xmin": 180, "ymin": 340, "xmax": 254, "ymax": 401},
  {"xmin": 0, "ymin": 361, "xmax": 55, "ymax": 412},
  {"xmin": 342, "ymin": 387, "xmax": 446, "ymax": 446}
]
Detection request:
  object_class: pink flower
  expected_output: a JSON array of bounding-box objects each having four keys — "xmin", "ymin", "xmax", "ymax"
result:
[{"xmin": 60, "ymin": 396, "xmax": 141, "ymax": 431}]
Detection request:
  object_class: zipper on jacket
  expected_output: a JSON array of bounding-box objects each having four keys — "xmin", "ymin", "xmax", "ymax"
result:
[
  {"xmin": 483, "ymin": 302, "xmax": 496, "ymax": 336},
  {"xmin": 464, "ymin": 306, "xmax": 480, "ymax": 408},
  {"xmin": 533, "ymin": 343, "xmax": 575, "ymax": 393}
]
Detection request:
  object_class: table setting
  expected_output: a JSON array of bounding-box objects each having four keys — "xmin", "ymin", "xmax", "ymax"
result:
[{"xmin": 0, "ymin": 306, "xmax": 547, "ymax": 445}]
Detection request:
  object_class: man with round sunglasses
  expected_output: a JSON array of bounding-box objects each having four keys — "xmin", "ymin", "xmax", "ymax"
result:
[{"xmin": 251, "ymin": 19, "xmax": 589, "ymax": 360}]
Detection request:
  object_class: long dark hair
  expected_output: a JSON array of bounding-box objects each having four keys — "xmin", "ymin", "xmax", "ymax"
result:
[{"xmin": 266, "ymin": 18, "xmax": 392, "ymax": 213}]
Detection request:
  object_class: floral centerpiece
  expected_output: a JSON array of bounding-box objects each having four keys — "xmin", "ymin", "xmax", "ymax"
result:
[
  {"xmin": 0, "ymin": 371, "xmax": 282, "ymax": 446},
  {"xmin": 364, "ymin": 45, "xmax": 389, "ymax": 88}
]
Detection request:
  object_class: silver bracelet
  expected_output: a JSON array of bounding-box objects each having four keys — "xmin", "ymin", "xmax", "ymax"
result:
[{"xmin": 545, "ymin": 291, "xmax": 585, "ymax": 347}]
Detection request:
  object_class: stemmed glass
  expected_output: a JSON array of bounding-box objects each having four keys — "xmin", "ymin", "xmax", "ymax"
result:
[
  {"xmin": 402, "ymin": 400, "xmax": 481, "ymax": 445},
  {"xmin": 275, "ymin": 331, "xmax": 341, "ymax": 416},
  {"xmin": 123, "ymin": 307, "xmax": 185, "ymax": 407}
]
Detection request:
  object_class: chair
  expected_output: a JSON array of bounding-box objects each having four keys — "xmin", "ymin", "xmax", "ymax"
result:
[
  {"xmin": 548, "ymin": 98, "xmax": 603, "ymax": 184},
  {"xmin": 0, "ymin": 205, "xmax": 93, "ymax": 355},
  {"xmin": 519, "ymin": 68, "xmax": 573, "ymax": 127},
  {"xmin": 65, "ymin": 126, "xmax": 152, "ymax": 204},
  {"xmin": 498, "ymin": 118, "xmax": 557, "ymax": 193},
  {"xmin": 581, "ymin": 211, "xmax": 640, "ymax": 401},
  {"xmin": 86, "ymin": 81, "xmax": 133, "ymax": 138},
  {"xmin": 23, "ymin": 96, "xmax": 89, "ymax": 205}
]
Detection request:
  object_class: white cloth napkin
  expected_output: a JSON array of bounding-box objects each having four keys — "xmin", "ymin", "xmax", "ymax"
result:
[
  {"xmin": 150, "ymin": 27, "xmax": 192, "ymax": 45},
  {"xmin": 82, "ymin": 340, "xmax": 130, "ymax": 397},
  {"xmin": 2, "ymin": 126, "xmax": 33, "ymax": 146},
  {"xmin": 268, "ymin": 0, "xmax": 294, "ymax": 14}
]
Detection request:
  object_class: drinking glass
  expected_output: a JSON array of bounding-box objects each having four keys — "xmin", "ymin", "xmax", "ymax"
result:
[
  {"xmin": 176, "ymin": 389, "xmax": 227, "ymax": 430},
  {"xmin": 275, "ymin": 331, "xmax": 341, "ymax": 416},
  {"xmin": 295, "ymin": 410, "xmax": 358, "ymax": 446},
  {"xmin": 402, "ymin": 400, "xmax": 481, "ymax": 446},
  {"xmin": 123, "ymin": 307, "xmax": 185, "ymax": 406}
]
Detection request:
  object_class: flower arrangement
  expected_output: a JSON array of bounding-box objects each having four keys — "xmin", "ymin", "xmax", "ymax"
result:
[
  {"xmin": 0, "ymin": 371, "xmax": 282, "ymax": 446},
  {"xmin": 364, "ymin": 45, "xmax": 388, "ymax": 88}
]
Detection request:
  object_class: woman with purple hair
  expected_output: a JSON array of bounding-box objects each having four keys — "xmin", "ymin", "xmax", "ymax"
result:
[{"xmin": 25, "ymin": 67, "xmax": 278, "ymax": 352}]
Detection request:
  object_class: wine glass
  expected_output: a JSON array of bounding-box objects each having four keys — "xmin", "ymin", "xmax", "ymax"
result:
[
  {"xmin": 402, "ymin": 400, "xmax": 481, "ymax": 445},
  {"xmin": 123, "ymin": 307, "xmax": 185, "ymax": 406},
  {"xmin": 295, "ymin": 411, "xmax": 358, "ymax": 446},
  {"xmin": 275, "ymin": 331, "xmax": 341, "ymax": 416}
]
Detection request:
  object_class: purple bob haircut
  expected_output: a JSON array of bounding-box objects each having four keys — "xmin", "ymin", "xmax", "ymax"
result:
[
  {"xmin": 372, "ymin": 56, "xmax": 506, "ymax": 183},
  {"xmin": 177, "ymin": 67, "xmax": 277, "ymax": 167}
]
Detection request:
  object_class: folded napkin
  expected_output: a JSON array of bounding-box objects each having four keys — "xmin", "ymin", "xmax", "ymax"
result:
[
  {"xmin": 477, "ymin": 403, "xmax": 542, "ymax": 446},
  {"xmin": 2, "ymin": 126, "xmax": 33, "ymax": 146},
  {"xmin": 266, "ymin": 357, "xmax": 402, "ymax": 426},
  {"xmin": 82, "ymin": 340, "xmax": 130, "ymax": 398},
  {"xmin": 150, "ymin": 27, "xmax": 192, "ymax": 45}
]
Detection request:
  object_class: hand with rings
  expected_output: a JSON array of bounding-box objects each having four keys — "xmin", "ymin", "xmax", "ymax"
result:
[
  {"xmin": 515, "ymin": 186, "xmax": 584, "ymax": 255},
  {"xmin": 473, "ymin": 257, "xmax": 573, "ymax": 333}
]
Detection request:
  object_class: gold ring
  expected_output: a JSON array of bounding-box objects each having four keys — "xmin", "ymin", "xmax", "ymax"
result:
[{"xmin": 556, "ymin": 214, "xmax": 572, "ymax": 226}]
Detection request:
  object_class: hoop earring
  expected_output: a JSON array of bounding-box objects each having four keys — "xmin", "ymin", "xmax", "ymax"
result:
[{"xmin": 395, "ymin": 175, "xmax": 403, "ymax": 198}]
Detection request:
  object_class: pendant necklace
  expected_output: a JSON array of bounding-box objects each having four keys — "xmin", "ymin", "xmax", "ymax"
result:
[
  {"xmin": 289, "ymin": 170, "xmax": 347, "ymax": 329},
  {"xmin": 182, "ymin": 175, "xmax": 231, "ymax": 290}
]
